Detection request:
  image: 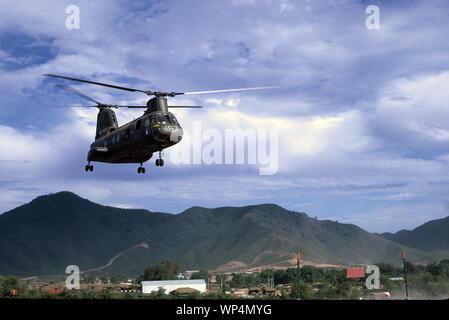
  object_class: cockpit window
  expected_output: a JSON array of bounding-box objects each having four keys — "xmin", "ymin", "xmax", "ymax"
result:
[
  {"xmin": 167, "ymin": 113, "xmax": 179, "ymax": 125},
  {"xmin": 152, "ymin": 114, "xmax": 167, "ymax": 125}
]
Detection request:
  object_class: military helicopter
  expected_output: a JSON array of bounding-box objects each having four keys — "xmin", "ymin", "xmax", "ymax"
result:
[{"xmin": 45, "ymin": 74, "xmax": 278, "ymax": 174}]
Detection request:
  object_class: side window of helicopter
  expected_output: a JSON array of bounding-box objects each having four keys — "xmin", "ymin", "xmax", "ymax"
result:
[
  {"xmin": 145, "ymin": 119, "xmax": 150, "ymax": 128},
  {"xmin": 165, "ymin": 115, "xmax": 171, "ymax": 124},
  {"xmin": 168, "ymin": 114, "xmax": 179, "ymax": 126}
]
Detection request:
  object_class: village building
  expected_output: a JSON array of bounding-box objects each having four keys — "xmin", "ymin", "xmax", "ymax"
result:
[{"xmin": 141, "ymin": 279, "xmax": 206, "ymax": 294}]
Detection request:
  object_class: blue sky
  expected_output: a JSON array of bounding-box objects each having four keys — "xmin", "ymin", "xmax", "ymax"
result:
[{"xmin": 0, "ymin": 0, "xmax": 448, "ymax": 233}]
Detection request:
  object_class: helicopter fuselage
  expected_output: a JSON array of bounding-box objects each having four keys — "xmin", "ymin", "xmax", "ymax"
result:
[{"xmin": 87, "ymin": 110, "xmax": 183, "ymax": 164}]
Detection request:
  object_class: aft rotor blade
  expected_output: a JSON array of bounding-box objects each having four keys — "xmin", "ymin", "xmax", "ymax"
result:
[
  {"xmin": 56, "ymin": 84, "xmax": 102, "ymax": 105},
  {"xmin": 45, "ymin": 74, "xmax": 151, "ymax": 95},
  {"xmin": 50, "ymin": 105, "xmax": 99, "ymax": 108},
  {"xmin": 182, "ymin": 86, "xmax": 280, "ymax": 95},
  {"xmin": 168, "ymin": 106, "xmax": 203, "ymax": 108}
]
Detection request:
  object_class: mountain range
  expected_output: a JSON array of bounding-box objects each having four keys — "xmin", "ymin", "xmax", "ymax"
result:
[{"xmin": 0, "ymin": 191, "xmax": 447, "ymax": 277}]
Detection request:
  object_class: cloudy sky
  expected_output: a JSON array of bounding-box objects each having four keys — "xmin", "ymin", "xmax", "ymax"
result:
[{"xmin": 0, "ymin": 0, "xmax": 448, "ymax": 233}]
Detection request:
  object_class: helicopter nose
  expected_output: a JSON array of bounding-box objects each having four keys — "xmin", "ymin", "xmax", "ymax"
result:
[{"xmin": 170, "ymin": 127, "xmax": 183, "ymax": 143}]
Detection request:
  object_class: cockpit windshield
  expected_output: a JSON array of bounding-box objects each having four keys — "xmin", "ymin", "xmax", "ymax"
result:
[
  {"xmin": 167, "ymin": 113, "xmax": 179, "ymax": 126},
  {"xmin": 152, "ymin": 114, "xmax": 167, "ymax": 126},
  {"xmin": 152, "ymin": 113, "xmax": 180, "ymax": 127}
]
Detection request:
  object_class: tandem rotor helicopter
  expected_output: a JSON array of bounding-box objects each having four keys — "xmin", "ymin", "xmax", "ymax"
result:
[{"xmin": 45, "ymin": 74, "xmax": 278, "ymax": 174}]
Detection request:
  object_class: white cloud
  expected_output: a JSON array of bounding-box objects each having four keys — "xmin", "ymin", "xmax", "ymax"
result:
[
  {"xmin": 375, "ymin": 70, "xmax": 449, "ymax": 152},
  {"xmin": 382, "ymin": 193, "xmax": 418, "ymax": 201},
  {"xmin": 0, "ymin": 108, "xmax": 94, "ymax": 180}
]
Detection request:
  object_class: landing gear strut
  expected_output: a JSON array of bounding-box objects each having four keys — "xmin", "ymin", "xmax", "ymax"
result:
[
  {"xmin": 155, "ymin": 151, "xmax": 164, "ymax": 167},
  {"xmin": 138, "ymin": 163, "xmax": 146, "ymax": 174},
  {"xmin": 85, "ymin": 162, "xmax": 93, "ymax": 172}
]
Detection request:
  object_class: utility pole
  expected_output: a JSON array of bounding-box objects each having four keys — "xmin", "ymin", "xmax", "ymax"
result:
[
  {"xmin": 297, "ymin": 251, "xmax": 301, "ymax": 300},
  {"xmin": 402, "ymin": 251, "xmax": 409, "ymax": 299}
]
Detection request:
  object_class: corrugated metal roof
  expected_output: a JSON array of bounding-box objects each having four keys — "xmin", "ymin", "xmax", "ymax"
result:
[{"xmin": 141, "ymin": 279, "xmax": 206, "ymax": 286}]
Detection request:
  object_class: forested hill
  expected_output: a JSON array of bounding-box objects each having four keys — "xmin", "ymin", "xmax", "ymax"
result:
[{"xmin": 0, "ymin": 191, "xmax": 446, "ymax": 276}]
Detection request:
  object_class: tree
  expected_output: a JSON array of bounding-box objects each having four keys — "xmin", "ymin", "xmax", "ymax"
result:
[
  {"xmin": 300, "ymin": 265, "xmax": 325, "ymax": 283},
  {"xmin": 0, "ymin": 276, "xmax": 21, "ymax": 297},
  {"xmin": 190, "ymin": 270, "xmax": 210, "ymax": 282},
  {"xmin": 110, "ymin": 274, "xmax": 126, "ymax": 284},
  {"xmin": 438, "ymin": 259, "xmax": 449, "ymax": 278},
  {"xmin": 274, "ymin": 268, "xmax": 296, "ymax": 285},
  {"xmin": 143, "ymin": 260, "xmax": 181, "ymax": 281},
  {"xmin": 426, "ymin": 262, "xmax": 442, "ymax": 276},
  {"xmin": 290, "ymin": 281, "xmax": 314, "ymax": 300},
  {"xmin": 82, "ymin": 274, "xmax": 96, "ymax": 284},
  {"xmin": 376, "ymin": 262, "xmax": 402, "ymax": 276},
  {"xmin": 334, "ymin": 270, "xmax": 355, "ymax": 299}
]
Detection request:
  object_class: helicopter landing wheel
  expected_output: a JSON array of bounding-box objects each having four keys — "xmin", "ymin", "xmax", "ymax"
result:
[
  {"xmin": 156, "ymin": 159, "xmax": 164, "ymax": 167},
  {"xmin": 85, "ymin": 164, "xmax": 93, "ymax": 172},
  {"xmin": 156, "ymin": 152, "xmax": 164, "ymax": 167},
  {"xmin": 138, "ymin": 164, "xmax": 145, "ymax": 174}
]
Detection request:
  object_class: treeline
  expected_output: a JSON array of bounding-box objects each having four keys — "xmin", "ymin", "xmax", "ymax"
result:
[
  {"xmin": 228, "ymin": 266, "xmax": 365, "ymax": 299},
  {"xmin": 377, "ymin": 259, "xmax": 449, "ymax": 299},
  {"xmin": 0, "ymin": 275, "xmax": 236, "ymax": 300},
  {"xmin": 2, "ymin": 259, "xmax": 449, "ymax": 299},
  {"xmin": 218, "ymin": 260, "xmax": 449, "ymax": 299}
]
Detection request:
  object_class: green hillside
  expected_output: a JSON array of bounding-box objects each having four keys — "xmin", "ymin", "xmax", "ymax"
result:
[
  {"xmin": 0, "ymin": 192, "xmax": 446, "ymax": 277},
  {"xmin": 0, "ymin": 192, "xmax": 172, "ymax": 276},
  {"xmin": 379, "ymin": 216, "xmax": 449, "ymax": 252}
]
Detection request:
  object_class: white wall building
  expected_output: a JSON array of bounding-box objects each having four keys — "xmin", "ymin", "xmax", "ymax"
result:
[{"xmin": 141, "ymin": 279, "xmax": 206, "ymax": 294}]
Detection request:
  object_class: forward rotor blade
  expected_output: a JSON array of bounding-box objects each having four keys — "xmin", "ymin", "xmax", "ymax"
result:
[
  {"xmin": 182, "ymin": 86, "xmax": 279, "ymax": 95},
  {"xmin": 56, "ymin": 84, "xmax": 102, "ymax": 105},
  {"xmin": 50, "ymin": 105, "xmax": 147, "ymax": 108},
  {"xmin": 45, "ymin": 74, "xmax": 151, "ymax": 95},
  {"xmin": 168, "ymin": 106, "xmax": 203, "ymax": 108}
]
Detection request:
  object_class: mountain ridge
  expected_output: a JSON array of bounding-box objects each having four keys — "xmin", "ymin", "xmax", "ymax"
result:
[
  {"xmin": 379, "ymin": 215, "xmax": 449, "ymax": 252},
  {"xmin": 0, "ymin": 191, "xmax": 447, "ymax": 277}
]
